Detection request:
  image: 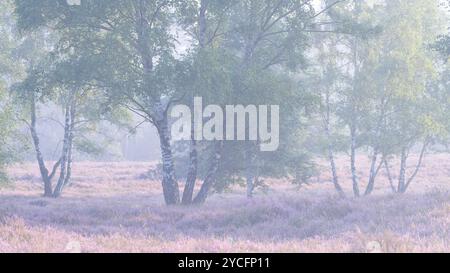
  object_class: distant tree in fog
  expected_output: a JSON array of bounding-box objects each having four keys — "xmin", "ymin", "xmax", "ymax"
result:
[
  {"xmin": 14, "ymin": 0, "xmax": 182, "ymax": 201},
  {"xmin": 311, "ymin": 0, "xmax": 382, "ymax": 197},
  {"xmin": 12, "ymin": 27, "xmax": 129, "ymax": 197},
  {"xmin": 312, "ymin": 0, "xmax": 448, "ymax": 195},
  {"xmin": 363, "ymin": 0, "xmax": 446, "ymax": 194},
  {"xmin": 0, "ymin": 0, "xmax": 27, "ymax": 183},
  {"xmin": 176, "ymin": 0, "xmax": 324, "ymax": 202}
]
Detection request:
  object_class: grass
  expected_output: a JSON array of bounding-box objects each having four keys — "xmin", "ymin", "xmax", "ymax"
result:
[{"xmin": 0, "ymin": 155, "xmax": 449, "ymax": 253}]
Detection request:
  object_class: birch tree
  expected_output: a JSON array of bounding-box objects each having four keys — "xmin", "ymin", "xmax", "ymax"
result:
[
  {"xmin": 362, "ymin": 0, "xmax": 444, "ymax": 194},
  {"xmin": 15, "ymin": 0, "xmax": 186, "ymax": 204}
]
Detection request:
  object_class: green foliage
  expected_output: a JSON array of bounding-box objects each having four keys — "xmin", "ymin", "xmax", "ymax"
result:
[
  {"xmin": 9, "ymin": 0, "xmax": 450, "ymax": 198},
  {"xmin": 0, "ymin": 0, "xmax": 27, "ymax": 183},
  {"xmin": 362, "ymin": 0, "xmax": 443, "ymax": 155},
  {"xmin": 0, "ymin": 84, "xmax": 27, "ymax": 183}
]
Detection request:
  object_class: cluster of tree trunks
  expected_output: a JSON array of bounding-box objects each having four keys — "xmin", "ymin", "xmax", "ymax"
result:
[
  {"xmin": 384, "ymin": 142, "xmax": 428, "ymax": 194},
  {"xmin": 155, "ymin": 107, "xmax": 224, "ymax": 205},
  {"xmin": 29, "ymin": 92, "xmax": 76, "ymax": 198}
]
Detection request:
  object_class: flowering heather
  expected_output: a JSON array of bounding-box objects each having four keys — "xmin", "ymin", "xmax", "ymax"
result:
[{"xmin": 0, "ymin": 155, "xmax": 449, "ymax": 253}]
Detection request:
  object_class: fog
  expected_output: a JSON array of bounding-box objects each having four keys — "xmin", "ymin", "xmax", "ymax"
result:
[{"xmin": 0, "ymin": 0, "xmax": 449, "ymax": 254}]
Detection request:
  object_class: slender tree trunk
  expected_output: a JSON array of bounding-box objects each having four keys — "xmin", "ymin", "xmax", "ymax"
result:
[
  {"xmin": 246, "ymin": 169, "xmax": 254, "ymax": 199},
  {"xmin": 364, "ymin": 95, "xmax": 388, "ymax": 196},
  {"xmin": 193, "ymin": 141, "xmax": 223, "ymax": 204},
  {"xmin": 63, "ymin": 144, "xmax": 73, "ymax": 186},
  {"xmin": 350, "ymin": 124, "xmax": 360, "ymax": 197},
  {"xmin": 29, "ymin": 94, "xmax": 52, "ymax": 197},
  {"xmin": 364, "ymin": 149, "xmax": 381, "ymax": 196},
  {"xmin": 181, "ymin": 0, "xmax": 207, "ymax": 205},
  {"xmin": 198, "ymin": 0, "xmax": 207, "ymax": 48},
  {"xmin": 63, "ymin": 102, "xmax": 76, "ymax": 186},
  {"xmin": 397, "ymin": 148, "xmax": 407, "ymax": 193},
  {"xmin": 403, "ymin": 141, "xmax": 428, "ymax": 193},
  {"xmin": 323, "ymin": 92, "xmax": 345, "ymax": 197},
  {"xmin": 328, "ymin": 148, "xmax": 345, "ymax": 197},
  {"xmin": 156, "ymin": 116, "xmax": 180, "ymax": 205},
  {"xmin": 182, "ymin": 123, "xmax": 198, "ymax": 205},
  {"xmin": 133, "ymin": 1, "xmax": 153, "ymax": 74},
  {"xmin": 326, "ymin": 129, "xmax": 345, "ymax": 197},
  {"xmin": 245, "ymin": 144, "xmax": 256, "ymax": 198},
  {"xmin": 383, "ymin": 159, "xmax": 397, "ymax": 193},
  {"xmin": 350, "ymin": 0, "xmax": 362, "ymax": 198},
  {"xmin": 52, "ymin": 103, "xmax": 72, "ymax": 198}
]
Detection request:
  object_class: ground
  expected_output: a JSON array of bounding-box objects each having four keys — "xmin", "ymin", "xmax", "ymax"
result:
[{"xmin": 0, "ymin": 154, "xmax": 449, "ymax": 253}]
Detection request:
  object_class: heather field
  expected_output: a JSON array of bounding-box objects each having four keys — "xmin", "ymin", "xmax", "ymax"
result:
[{"xmin": 0, "ymin": 154, "xmax": 448, "ymax": 253}]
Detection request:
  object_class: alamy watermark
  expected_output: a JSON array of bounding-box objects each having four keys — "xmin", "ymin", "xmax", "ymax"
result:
[{"xmin": 170, "ymin": 97, "xmax": 280, "ymax": 152}]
